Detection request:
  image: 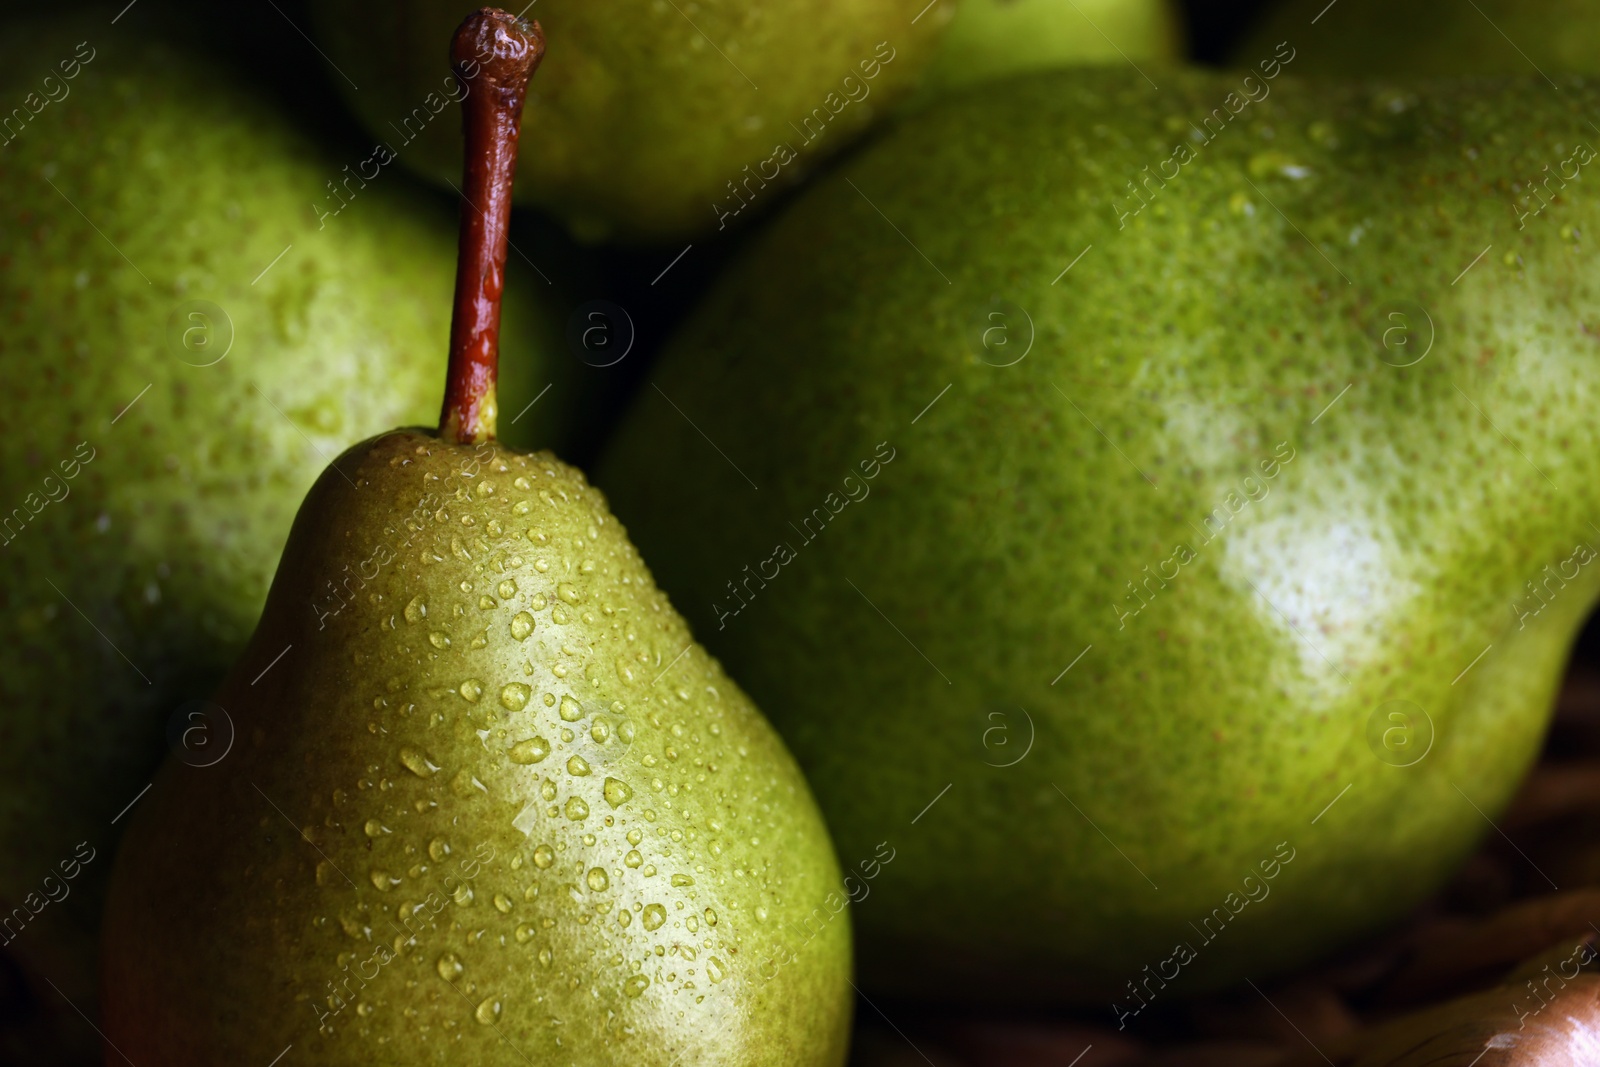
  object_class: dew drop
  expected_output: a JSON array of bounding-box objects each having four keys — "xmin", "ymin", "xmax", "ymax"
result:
[
  {"xmin": 567, "ymin": 755, "xmax": 591, "ymax": 777},
  {"xmin": 508, "ymin": 737, "xmax": 550, "ymax": 764},
  {"xmin": 603, "ymin": 778, "xmax": 633, "ymax": 808},
  {"xmin": 500, "ymin": 683, "xmax": 531, "ymax": 711},
  {"xmin": 671, "ymin": 874, "xmax": 694, "ymax": 887},
  {"xmin": 642, "ymin": 903, "xmax": 666, "ymax": 931},
  {"xmin": 559, "ymin": 696, "xmax": 583, "ymax": 722},
  {"xmin": 428, "ymin": 838, "xmax": 451, "ymax": 861},
  {"xmin": 626, "ymin": 829, "xmax": 643, "ymax": 846},
  {"xmin": 428, "ymin": 631, "xmax": 451, "ymax": 650},
  {"xmin": 498, "ymin": 579, "xmax": 517, "ymax": 599},
  {"xmin": 533, "ymin": 844, "xmax": 555, "ymax": 868},
  {"xmin": 537, "ymin": 947, "xmax": 553, "ymax": 966},
  {"xmin": 459, "ymin": 679, "xmax": 483, "ymax": 703},
  {"xmin": 510, "ymin": 612, "xmax": 535, "ymax": 640},
  {"xmin": 707, "ymin": 957, "xmax": 726, "ymax": 983},
  {"xmin": 399, "ymin": 747, "xmax": 437, "ymax": 778},
  {"xmin": 494, "ymin": 893, "xmax": 513, "ymax": 914},
  {"xmin": 404, "ymin": 596, "xmax": 427, "ymax": 623},
  {"xmin": 625, "ymin": 850, "xmax": 642, "ymax": 868},
  {"xmin": 623, "ymin": 975, "xmax": 650, "ymax": 998},
  {"xmin": 704, "ymin": 907, "xmax": 717, "ymax": 926},
  {"xmin": 364, "ymin": 819, "xmax": 388, "ymax": 838},
  {"xmin": 587, "ymin": 867, "xmax": 609, "ymax": 892},
  {"xmin": 475, "ymin": 996, "xmax": 501, "ymax": 1024},
  {"xmin": 515, "ymin": 923, "xmax": 534, "ymax": 943},
  {"xmin": 437, "ymin": 952, "xmax": 464, "ymax": 981},
  {"xmin": 565, "ymin": 797, "xmax": 589, "ymax": 821}
]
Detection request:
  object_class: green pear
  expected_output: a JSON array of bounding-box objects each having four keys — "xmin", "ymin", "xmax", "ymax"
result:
[
  {"xmin": 916, "ymin": 0, "xmax": 1182, "ymax": 99},
  {"xmin": 101, "ymin": 12, "xmax": 851, "ymax": 1064},
  {"xmin": 597, "ymin": 65, "xmax": 1600, "ymax": 1001},
  {"xmin": 0, "ymin": 5, "xmax": 558, "ymax": 1045},
  {"xmin": 306, "ymin": 0, "xmax": 950, "ymax": 240},
  {"xmin": 1235, "ymin": 0, "xmax": 1600, "ymax": 76}
]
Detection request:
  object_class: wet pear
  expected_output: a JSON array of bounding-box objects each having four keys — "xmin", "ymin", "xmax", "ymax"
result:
[
  {"xmin": 101, "ymin": 12, "xmax": 850, "ymax": 1064},
  {"xmin": 598, "ymin": 67, "xmax": 1600, "ymax": 1000},
  {"xmin": 307, "ymin": 0, "xmax": 950, "ymax": 239},
  {"xmin": 0, "ymin": 7, "xmax": 557, "ymax": 1053}
]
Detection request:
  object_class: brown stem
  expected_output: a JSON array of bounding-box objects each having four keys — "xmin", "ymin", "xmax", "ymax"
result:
[{"xmin": 440, "ymin": 8, "xmax": 545, "ymax": 444}]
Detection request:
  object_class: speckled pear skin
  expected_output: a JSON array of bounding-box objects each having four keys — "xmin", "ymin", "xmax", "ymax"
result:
[
  {"xmin": 0, "ymin": 10, "xmax": 555, "ymax": 1025},
  {"xmin": 101, "ymin": 429, "xmax": 851, "ymax": 1065},
  {"xmin": 306, "ymin": 0, "xmax": 949, "ymax": 241},
  {"xmin": 915, "ymin": 0, "xmax": 1181, "ymax": 101},
  {"xmin": 1236, "ymin": 0, "xmax": 1600, "ymax": 76},
  {"xmin": 597, "ymin": 68, "xmax": 1600, "ymax": 999}
]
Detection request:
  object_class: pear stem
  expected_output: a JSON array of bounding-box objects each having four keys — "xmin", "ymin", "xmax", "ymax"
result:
[{"xmin": 440, "ymin": 8, "xmax": 545, "ymax": 445}]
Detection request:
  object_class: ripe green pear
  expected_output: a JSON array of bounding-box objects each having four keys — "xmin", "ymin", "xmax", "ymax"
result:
[
  {"xmin": 306, "ymin": 0, "xmax": 949, "ymax": 240},
  {"xmin": 0, "ymin": 7, "xmax": 557, "ymax": 1042},
  {"xmin": 598, "ymin": 67, "xmax": 1600, "ymax": 999},
  {"xmin": 101, "ymin": 430, "xmax": 853, "ymax": 1064},
  {"xmin": 1236, "ymin": 0, "xmax": 1600, "ymax": 75},
  {"xmin": 917, "ymin": 0, "xmax": 1182, "ymax": 99}
]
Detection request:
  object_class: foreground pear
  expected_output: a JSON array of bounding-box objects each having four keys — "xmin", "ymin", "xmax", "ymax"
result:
[
  {"xmin": 1236, "ymin": 0, "xmax": 1600, "ymax": 76},
  {"xmin": 307, "ymin": 0, "xmax": 948, "ymax": 240},
  {"xmin": 101, "ymin": 12, "xmax": 850, "ymax": 1064},
  {"xmin": 598, "ymin": 66, "xmax": 1600, "ymax": 1001},
  {"xmin": 916, "ymin": 0, "xmax": 1181, "ymax": 100},
  {"xmin": 0, "ymin": 6, "xmax": 556, "ymax": 1055}
]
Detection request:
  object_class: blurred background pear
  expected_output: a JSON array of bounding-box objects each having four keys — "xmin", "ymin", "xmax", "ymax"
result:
[
  {"xmin": 1236, "ymin": 0, "xmax": 1600, "ymax": 75},
  {"xmin": 307, "ymin": 0, "xmax": 951, "ymax": 240},
  {"xmin": 598, "ymin": 66, "xmax": 1600, "ymax": 999}
]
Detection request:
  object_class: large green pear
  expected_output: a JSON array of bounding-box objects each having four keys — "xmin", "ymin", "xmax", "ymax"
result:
[
  {"xmin": 917, "ymin": 0, "xmax": 1182, "ymax": 99},
  {"xmin": 306, "ymin": 0, "xmax": 949, "ymax": 240},
  {"xmin": 1236, "ymin": 0, "xmax": 1600, "ymax": 75},
  {"xmin": 597, "ymin": 67, "xmax": 1600, "ymax": 1000},
  {"xmin": 0, "ymin": 7, "xmax": 557, "ymax": 1044},
  {"xmin": 101, "ymin": 429, "xmax": 853, "ymax": 1064}
]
